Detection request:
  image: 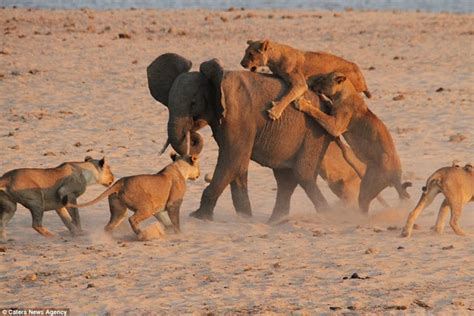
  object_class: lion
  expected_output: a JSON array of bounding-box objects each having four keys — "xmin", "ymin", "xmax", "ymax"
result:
[
  {"xmin": 402, "ymin": 163, "xmax": 473, "ymax": 237},
  {"xmin": 240, "ymin": 39, "xmax": 371, "ymax": 120},
  {"xmin": 64, "ymin": 153, "xmax": 200, "ymax": 240},
  {"xmin": 0, "ymin": 156, "xmax": 114, "ymax": 239},
  {"xmin": 295, "ymin": 71, "xmax": 410, "ymax": 213},
  {"xmin": 320, "ymin": 139, "xmax": 389, "ymax": 208}
]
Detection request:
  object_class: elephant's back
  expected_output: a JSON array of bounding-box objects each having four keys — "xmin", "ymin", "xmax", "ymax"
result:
[{"xmin": 223, "ymin": 71, "xmax": 328, "ymax": 169}]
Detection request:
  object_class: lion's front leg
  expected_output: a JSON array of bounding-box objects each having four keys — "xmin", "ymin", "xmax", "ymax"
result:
[
  {"xmin": 267, "ymin": 72, "xmax": 308, "ymax": 120},
  {"xmin": 293, "ymin": 96, "xmax": 314, "ymax": 113}
]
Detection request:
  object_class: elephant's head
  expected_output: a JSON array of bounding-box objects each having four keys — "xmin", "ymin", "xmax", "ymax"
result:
[{"xmin": 147, "ymin": 53, "xmax": 225, "ymax": 156}]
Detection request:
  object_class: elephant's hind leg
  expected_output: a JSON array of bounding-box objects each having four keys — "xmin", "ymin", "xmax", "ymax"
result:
[
  {"xmin": 230, "ymin": 170, "xmax": 252, "ymax": 218},
  {"xmin": 299, "ymin": 179, "xmax": 329, "ymax": 212},
  {"xmin": 268, "ymin": 169, "xmax": 298, "ymax": 223}
]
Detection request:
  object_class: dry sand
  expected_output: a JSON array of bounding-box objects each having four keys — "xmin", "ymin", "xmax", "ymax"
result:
[{"xmin": 1, "ymin": 7, "xmax": 473, "ymax": 314}]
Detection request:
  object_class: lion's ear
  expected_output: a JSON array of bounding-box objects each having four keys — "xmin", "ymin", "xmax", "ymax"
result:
[
  {"xmin": 334, "ymin": 74, "xmax": 346, "ymax": 84},
  {"xmin": 261, "ymin": 40, "xmax": 269, "ymax": 52},
  {"xmin": 190, "ymin": 155, "xmax": 198, "ymax": 165},
  {"xmin": 246, "ymin": 40, "xmax": 254, "ymax": 45},
  {"xmin": 170, "ymin": 152, "xmax": 178, "ymax": 161}
]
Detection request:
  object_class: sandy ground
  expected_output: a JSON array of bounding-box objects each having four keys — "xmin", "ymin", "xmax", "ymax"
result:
[{"xmin": 1, "ymin": 7, "xmax": 473, "ymax": 314}]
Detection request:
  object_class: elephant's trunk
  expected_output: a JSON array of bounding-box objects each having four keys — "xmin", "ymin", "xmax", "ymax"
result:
[{"xmin": 168, "ymin": 117, "xmax": 204, "ymax": 155}]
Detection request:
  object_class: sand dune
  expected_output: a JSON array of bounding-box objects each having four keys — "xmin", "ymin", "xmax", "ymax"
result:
[{"xmin": 1, "ymin": 8, "xmax": 473, "ymax": 314}]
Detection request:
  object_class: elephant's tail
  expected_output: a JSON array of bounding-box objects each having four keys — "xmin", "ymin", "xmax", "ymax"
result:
[
  {"xmin": 395, "ymin": 180, "xmax": 412, "ymax": 200},
  {"xmin": 63, "ymin": 180, "xmax": 123, "ymax": 208}
]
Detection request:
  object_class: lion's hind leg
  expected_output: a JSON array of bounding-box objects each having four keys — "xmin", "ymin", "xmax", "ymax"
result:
[
  {"xmin": 128, "ymin": 210, "xmax": 154, "ymax": 240},
  {"xmin": 29, "ymin": 207, "xmax": 54, "ymax": 237},
  {"xmin": 0, "ymin": 193, "xmax": 16, "ymax": 239},
  {"xmin": 448, "ymin": 198, "xmax": 466, "ymax": 236},
  {"xmin": 56, "ymin": 207, "xmax": 80, "ymax": 236},
  {"xmin": 104, "ymin": 193, "xmax": 127, "ymax": 233},
  {"xmin": 401, "ymin": 183, "xmax": 440, "ymax": 237},
  {"xmin": 433, "ymin": 199, "xmax": 450, "ymax": 234}
]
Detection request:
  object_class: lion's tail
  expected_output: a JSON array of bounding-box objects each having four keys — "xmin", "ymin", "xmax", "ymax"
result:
[
  {"xmin": 64, "ymin": 180, "xmax": 123, "ymax": 208},
  {"xmin": 422, "ymin": 172, "xmax": 444, "ymax": 193}
]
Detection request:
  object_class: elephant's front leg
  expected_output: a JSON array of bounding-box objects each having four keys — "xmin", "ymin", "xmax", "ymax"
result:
[
  {"xmin": 230, "ymin": 170, "xmax": 252, "ymax": 218},
  {"xmin": 190, "ymin": 144, "xmax": 252, "ymax": 221},
  {"xmin": 268, "ymin": 169, "xmax": 298, "ymax": 224}
]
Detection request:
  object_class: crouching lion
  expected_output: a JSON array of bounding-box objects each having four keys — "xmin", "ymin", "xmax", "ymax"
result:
[
  {"xmin": 64, "ymin": 153, "xmax": 200, "ymax": 240},
  {"xmin": 0, "ymin": 156, "xmax": 114, "ymax": 239},
  {"xmin": 402, "ymin": 163, "xmax": 473, "ymax": 237},
  {"xmin": 240, "ymin": 39, "xmax": 371, "ymax": 120}
]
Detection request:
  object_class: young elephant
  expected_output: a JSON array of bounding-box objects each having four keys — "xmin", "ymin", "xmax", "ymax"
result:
[
  {"xmin": 64, "ymin": 153, "xmax": 200, "ymax": 240},
  {"xmin": 402, "ymin": 163, "xmax": 473, "ymax": 237},
  {"xmin": 0, "ymin": 157, "xmax": 114, "ymax": 238},
  {"xmin": 240, "ymin": 39, "xmax": 371, "ymax": 120},
  {"xmin": 295, "ymin": 72, "xmax": 410, "ymax": 213}
]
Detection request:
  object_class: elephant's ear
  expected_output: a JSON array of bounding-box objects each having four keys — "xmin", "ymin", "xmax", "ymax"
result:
[
  {"xmin": 147, "ymin": 53, "xmax": 192, "ymax": 107},
  {"xmin": 199, "ymin": 58, "xmax": 226, "ymax": 122}
]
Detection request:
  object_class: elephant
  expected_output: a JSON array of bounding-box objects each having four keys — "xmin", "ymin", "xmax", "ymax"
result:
[{"xmin": 147, "ymin": 53, "xmax": 361, "ymax": 222}]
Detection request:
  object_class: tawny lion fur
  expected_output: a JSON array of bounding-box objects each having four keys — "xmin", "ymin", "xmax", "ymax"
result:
[
  {"xmin": 295, "ymin": 71, "xmax": 410, "ymax": 213},
  {"xmin": 64, "ymin": 153, "xmax": 200, "ymax": 240},
  {"xmin": 240, "ymin": 39, "xmax": 371, "ymax": 120},
  {"xmin": 402, "ymin": 163, "xmax": 473, "ymax": 237},
  {"xmin": 320, "ymin": 140, "xmax": 389, "ymax": 208},
  {"xmin": 0, "ymin": 157, "xmax": 114, "ymax": 238}
]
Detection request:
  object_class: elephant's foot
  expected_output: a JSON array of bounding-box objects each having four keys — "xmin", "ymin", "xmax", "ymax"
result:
[
  {"xmin": 189, "ymin": 209, "xmax": 213, "ymax": 221},
  {"xmin": 267, "ymin": 213, "xmax": 290, "ymax": 226},
  {"xmin": 235, "ymin": 207, "xmax": 253, "ymax": 219},
  {"xmin": 0, "ymin": 230, "xmax": 7, "ymax": 241},
  {"xmin": 71, "ymin": 229, "xmax": 88, "ymax": 237}
]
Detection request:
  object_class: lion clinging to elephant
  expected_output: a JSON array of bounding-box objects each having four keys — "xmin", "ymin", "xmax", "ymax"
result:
[{"xmin": 147, "ymin": 53, "xmax": 388, "ymax": 223}]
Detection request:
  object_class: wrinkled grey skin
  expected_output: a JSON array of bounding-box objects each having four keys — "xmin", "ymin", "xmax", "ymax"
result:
[{"xmin": 148, "ymin": 53, "xmax": 336, "ymax": 222}]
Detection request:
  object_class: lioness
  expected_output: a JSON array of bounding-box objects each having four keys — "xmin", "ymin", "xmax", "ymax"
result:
[
  {"xmin": 0, "ymin": 156, "xmax": 114, "ymax": 238},
  {"xmin": 64, "ymin": 153, "xmax": 200, "ymax": 240},
  {"xmin": 240, "ymin": 39, "xmax": 371, "ymax": 120},
  {"xmin": 320, "ymin": 140, "xmax": 389, "ymax": 208},
  {"xmin": 402, "ymin": 163, "xmax": 473, "ymax": 237},
  {"xmin": 295, "ymin": 71, "xmax": 410, "ymax": 213}
]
